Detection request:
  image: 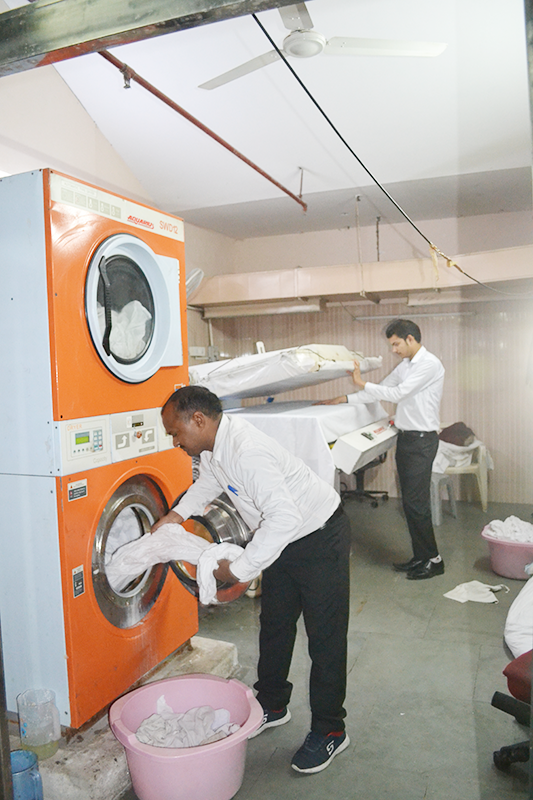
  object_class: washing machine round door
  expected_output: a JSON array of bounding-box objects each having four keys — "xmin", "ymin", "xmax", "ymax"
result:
[
  {"xmin": 169, "ymin": 493, "xmax": 254, "ymax": 604},
  {"xmin": 92, "ymin": 475, "xmax": 170, "ymax": 629},
  {"xmin": 85, "ymin": 233, "xmax": 182, "ymax": 383}
]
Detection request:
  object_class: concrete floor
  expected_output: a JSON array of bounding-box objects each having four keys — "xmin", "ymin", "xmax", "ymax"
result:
[{"xmin": 120, "ymin": 496, "xmax": 531, "ymax": 800}]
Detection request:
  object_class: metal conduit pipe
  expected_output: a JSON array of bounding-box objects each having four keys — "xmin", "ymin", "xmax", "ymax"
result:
[{"xmin": 99, "ymin": 50, "xmax": 307, "ymax": 213}]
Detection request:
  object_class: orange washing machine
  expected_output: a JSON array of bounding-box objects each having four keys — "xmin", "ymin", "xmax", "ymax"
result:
[{"xmin": 0, "ymin": 170, "xmax": 198, "ymax": 728}]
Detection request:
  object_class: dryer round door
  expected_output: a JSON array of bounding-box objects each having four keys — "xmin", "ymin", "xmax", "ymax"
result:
[
  {"xmin": 92, "ymin": 475, "xmax": 169, "ymax": 629},
  {"xmin": 85, "ymin": 233, "xmax": 182, "ymax": 383}
]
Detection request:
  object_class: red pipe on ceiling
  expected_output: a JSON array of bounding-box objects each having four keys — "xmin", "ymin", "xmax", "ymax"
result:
[{"xmin": 99, "ymin": 50, "xmax": 307, "ymax": 213}]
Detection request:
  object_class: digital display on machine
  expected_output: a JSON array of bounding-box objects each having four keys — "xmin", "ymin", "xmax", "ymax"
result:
[{"xmin": 75, "ymin": 432, "xmax": 91, "ymax": 445}]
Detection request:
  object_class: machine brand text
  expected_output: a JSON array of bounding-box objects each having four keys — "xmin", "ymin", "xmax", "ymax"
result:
[{"xmin": 127, "ymin": 214, "xmax": 154, "ymax": 229}]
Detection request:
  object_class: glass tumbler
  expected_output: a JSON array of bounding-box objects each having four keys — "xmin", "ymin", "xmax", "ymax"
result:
[{"xmin": 16, "ymin": 688, "xmax": 61, "ymax": 760}]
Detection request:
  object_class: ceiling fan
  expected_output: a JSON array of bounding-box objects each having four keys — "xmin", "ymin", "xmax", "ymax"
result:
[{"xmin": 199, "ymin": 2, "xmax": 447, "ymax": 90}]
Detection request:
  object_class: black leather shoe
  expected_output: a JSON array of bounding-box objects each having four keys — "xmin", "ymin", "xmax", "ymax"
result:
[
  {"xmin": 406, "ymin": 559, "xmax": 445, "ymax": 580},
  {"xmin": 393, "ymin": 557, "xmax": 422, "ymax": 572}
]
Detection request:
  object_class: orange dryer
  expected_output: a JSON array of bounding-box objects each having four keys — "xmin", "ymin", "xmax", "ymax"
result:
[{"xmin": 0, "ymin": 169, "xmax": 197, "ymax": 728}]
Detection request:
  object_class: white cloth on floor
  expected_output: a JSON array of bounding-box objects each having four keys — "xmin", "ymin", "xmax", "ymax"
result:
[
  {"xmin": 483, "ymin": 515, "xmax": 533, "ymax": 543},
  {"xmin": 504, "ymin": 576, "xmax": 533, "ymax": 657},
  {"xmin": 105, "ymin": 523, "xmax": 245, "ymax": 605},
  {"xmin": 136, "ymin": 696, "xmax": 240, "ymax": 748},
  {"xmin": 443, "ymin": 580, "xmax": 509, "ymax": 604},
  {"xmin": 432, "ymin": 439, "xmax": 493, "ymax": 474}
]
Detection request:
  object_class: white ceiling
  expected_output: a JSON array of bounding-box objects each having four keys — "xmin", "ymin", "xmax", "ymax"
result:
[{"xmin": 5, "ymin": 0, "xmax": 533, "ymax": 237}]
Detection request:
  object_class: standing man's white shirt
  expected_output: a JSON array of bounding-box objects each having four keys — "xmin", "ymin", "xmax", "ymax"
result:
[
  {"xmin": 346, "ymin": 346, "xmax": 444, "ymax": 431},
  {"xmin": 173, "ymin": 414, "xmax": 339, "ymax": 583}
]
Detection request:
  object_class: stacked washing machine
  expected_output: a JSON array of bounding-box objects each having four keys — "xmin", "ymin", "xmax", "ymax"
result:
[{"xmin": 0, "ymin": 169, "xmax": 198, "ymax": 728}]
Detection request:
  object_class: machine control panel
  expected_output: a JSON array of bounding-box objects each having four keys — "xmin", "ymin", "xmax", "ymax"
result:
[
  {"xmin": 331, "ymin": 418, "xmax": 398, "ymax": 474},
  {"xmin": 110, "ymin": 408, "xmax": 159, "ymax": 462},
  {"xmin": 58, "ymin": 416, "xmax": 111, "ymax": 475}
]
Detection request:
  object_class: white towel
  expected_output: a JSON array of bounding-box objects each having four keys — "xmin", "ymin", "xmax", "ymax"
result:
[
  {"xmin": 136, "ymin": 696, "xmax": 240, "ymax": 748},
  {"xmin": 444, "ymin": 580, "xmax": 509, "ymax": 604},
  {"xmin": 106, "ymin": 523, "xmax": 245, "ymax": 605}
]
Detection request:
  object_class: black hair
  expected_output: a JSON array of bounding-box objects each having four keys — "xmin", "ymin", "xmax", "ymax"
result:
[
  {"xmin": 163, "ymin": 385, "xmax": 222, "ymax": 420},
  {"xmin": 385, "ymin": 318, "xmax": 421, "ymax": 343}
]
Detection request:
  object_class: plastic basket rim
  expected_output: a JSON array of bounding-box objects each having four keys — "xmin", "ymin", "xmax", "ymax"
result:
[{"xmin": 109, "ymin": 673, "xmax": 262, "ymax": 758}]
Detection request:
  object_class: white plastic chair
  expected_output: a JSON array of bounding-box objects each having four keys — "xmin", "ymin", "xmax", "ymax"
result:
[
  {"xmin": 430, "ymin": 473, "xmax": 457, "ymax": 526},
  {"xmin": 444, "ymin": 443, "xmax": 489, "ymax": 512}
]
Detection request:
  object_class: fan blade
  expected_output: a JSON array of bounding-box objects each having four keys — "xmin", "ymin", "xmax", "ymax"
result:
[
  {"xmin": 279, "ymin": 3, "xmax": 314, "ymax": 31},
  {"xmin": 324, "ymin": 37, "xmax": 447, "ymax": 57},
  {"xmin": 199, "ymin": 50, "xmax": 281, "ymax": 90}
]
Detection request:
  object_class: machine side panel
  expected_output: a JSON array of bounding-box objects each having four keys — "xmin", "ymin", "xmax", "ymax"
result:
[
  {"xmin": 0, "ymin": 170, "xmax": 56, "ymax": 475},
  {"xmin": 0, "ymin": 474, "xmax": 70, "ymax": 722}
]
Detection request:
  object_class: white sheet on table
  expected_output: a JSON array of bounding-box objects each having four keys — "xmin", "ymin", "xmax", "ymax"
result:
[
  {"xmin": 189, "ymin": 344, "xmax": 382, "ymax": 400},
  {"xmin": 227, "ymin": 400, "xmax": 387, "ymax": 486},
  {"xmin": 136, "ymin": 696, "xmax": 240, "ymax": 748}
]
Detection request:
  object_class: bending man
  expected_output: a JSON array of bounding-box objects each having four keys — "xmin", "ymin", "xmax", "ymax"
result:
[{"xmin": 153, "ymin": 385, "xmax": 351, "ymax": 774}]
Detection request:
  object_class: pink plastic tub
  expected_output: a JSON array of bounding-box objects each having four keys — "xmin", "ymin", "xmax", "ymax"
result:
[
  {"xmin": 110, "ymin": 674, "xmax": 263, "ymax": 800},
  {"xmin": 481, "ymin": 527, "xmax": 533, "ymax": 580}
]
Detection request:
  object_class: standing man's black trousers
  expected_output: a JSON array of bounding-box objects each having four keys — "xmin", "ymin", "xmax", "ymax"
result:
[
  {"xmin": 395, "ymin": 429, "xmax": 439, "ymax": 562},
  {"xmin": 254, "ymin": 506, "xmax": 351, "ymax": 736}
]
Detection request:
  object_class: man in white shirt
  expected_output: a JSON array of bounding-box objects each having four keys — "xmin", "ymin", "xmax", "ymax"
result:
[
  {"xmin": 153, "ymin": 385, "xmax": 351, "ymax": 774},
  {"xmin": 321, "ymin": 319, "xmax": 445, "ymax": 580}
]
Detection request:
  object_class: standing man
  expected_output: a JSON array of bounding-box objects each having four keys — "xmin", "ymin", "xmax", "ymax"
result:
[
  {"xmin": 320, "ymin": 319, "xmax": 445, "ymax": 580},
  {"xmin": 153, "ymin": 385, "xmax": 351, "ymax": 774}
]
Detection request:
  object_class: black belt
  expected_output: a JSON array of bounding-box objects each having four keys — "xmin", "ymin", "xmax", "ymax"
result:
[{"xmin": 397, "ymin": 430, "xmax": 437, "ymax": 438}]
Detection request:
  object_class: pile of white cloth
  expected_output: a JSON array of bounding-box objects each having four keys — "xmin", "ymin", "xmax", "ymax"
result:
[
  {"xmin": 483, "ymin": 515, "xmax": 533, "ymax": 543},
  {"xmin": 432, "ymin": 439, "xmax": 493, "ymax": 474},
  {"xmin": 504, "ymin": 576, "xmax": 533, "ymax": 657},
  {"xmin": 136, "ymin": 696, "xmax": 240, "ymax": 748},
  {"xmin": 106, "ymin": 524, "xmax": 245, "ymax": 605}
]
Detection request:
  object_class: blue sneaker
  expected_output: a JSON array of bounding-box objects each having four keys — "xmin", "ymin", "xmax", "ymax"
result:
[
  {"xmin": 249, "ymin": 706, "xmax": 291, "ymax": 739},
  {"xmin": 291, "ymin": 730, "xmax": 350, "ymax": 773}
]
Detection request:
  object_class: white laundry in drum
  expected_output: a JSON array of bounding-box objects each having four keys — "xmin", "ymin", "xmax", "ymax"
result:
[{"xmin": 97, "ymin": 300, "xmax": 152, "ymax": 360}]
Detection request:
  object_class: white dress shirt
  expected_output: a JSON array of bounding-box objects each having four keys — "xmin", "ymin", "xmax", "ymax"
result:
[
  {"xmin": 347, "ymin": 346, "xmax": 444, "ymax": 432},
  {"xmin": 173, "ymin": 414, "xmax": 340, "ymax": 582}
]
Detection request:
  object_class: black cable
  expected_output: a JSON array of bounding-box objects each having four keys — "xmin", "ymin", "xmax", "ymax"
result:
[
  {"xmin": 253, "ymin": 13, "xmax": 533, "ymax": 300},
  {"xmin": 252, "ymin": 14, "xmax": 432, "ymax": 247}
]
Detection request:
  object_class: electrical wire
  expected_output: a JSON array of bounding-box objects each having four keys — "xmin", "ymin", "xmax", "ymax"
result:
[{"xmin": 252, "ymin": 13, "xmax": 533, "ymax": 300}]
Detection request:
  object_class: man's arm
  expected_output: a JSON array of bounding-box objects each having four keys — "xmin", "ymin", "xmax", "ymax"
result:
[
  {"xmin": 350, "ymin": 358, "xmax": 441, "ymax": 405},
  {"xmin": 150, "ymin": 455, "xmax": 222, "ymax": 533}
]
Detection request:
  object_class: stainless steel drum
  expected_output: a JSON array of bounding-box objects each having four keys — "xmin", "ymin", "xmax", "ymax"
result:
[
  {"xmin": 92, "ymin": 476, "xmax": 169, "ymax": 629},
  {"xmin": 169, "ymin": 493, "xmax": 254, "ymax": 604}
]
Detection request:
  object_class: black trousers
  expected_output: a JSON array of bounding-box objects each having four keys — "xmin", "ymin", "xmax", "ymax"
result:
[
  {"xmin": 395, "ymin": 430, "xmax": 439, "ymax": 562},
  {"xmin": 254, "ymin": 506, "xmax": 351, "ymax": 736}
]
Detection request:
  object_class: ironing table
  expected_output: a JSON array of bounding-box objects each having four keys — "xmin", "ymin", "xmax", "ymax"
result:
[{"xmin": 226, "ymin": 400, "xmax": 395, "ymax": 486}]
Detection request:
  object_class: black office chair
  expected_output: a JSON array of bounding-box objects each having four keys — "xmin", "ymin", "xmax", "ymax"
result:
[
  {"xmin": 339, "ymin": 453, "xmax": 389, "ymax": 508},
  {"xmin": 491, "ymin": 650, "xmax": 531, "ymax": 771}
]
